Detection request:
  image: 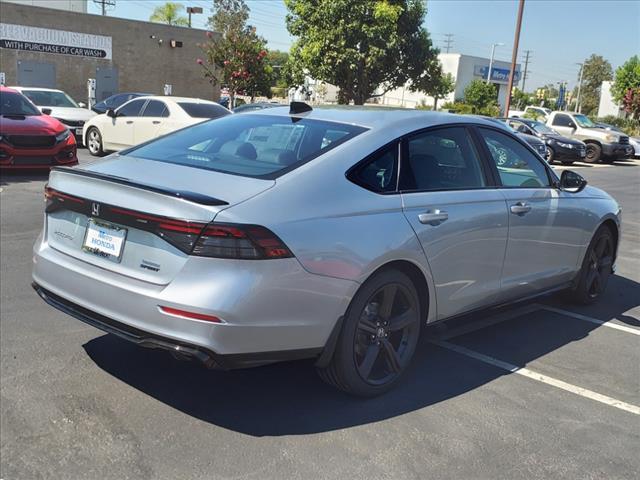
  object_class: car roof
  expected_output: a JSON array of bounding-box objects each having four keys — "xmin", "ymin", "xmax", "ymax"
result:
[
  {"xmin": 9, "ymin": 86, "xmax": 64, "ymax": 93},
  {"xmin": 245, "ymin": 105, "xmax": 505, "ymax": 131},
  {"xmin": 0, "ymin": 86, "xmax": 19, "ymax": 93},
  {"xmin": 134, "ymin": 96, "xmax": 220, "ymax": 104}
]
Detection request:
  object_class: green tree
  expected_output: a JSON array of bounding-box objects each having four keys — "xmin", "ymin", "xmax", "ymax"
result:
[
  {"xmin": 578, "ymin": 54, "xmax": 613, "ymax": 115},
  {"xmin": 410, "ymin": 65, "xmax": 455, "ymax": 110},
  {"xmin": 511, "ymin": 87, "xmax": 534, "ymax": 110},
  {"xmin": 149, "ymin": 2, "xmax": 189, "ymax": 26},
  {"xmin": 463, "ymin": 79, "xmax": 497, "ymax": 114},
  {"xmin": 284, "ymin": 0, "xmax": 440, "ymax": 105},
  {"xmin": 265, "ymin": 50, "xmax": 290, "ymax": 88},
  {"xmin": 198, "ymin": 0, "xmax": 272, "ymax": 105},
  {"xmin": 611, "ymin": 56, "xmax": 640, "ymax": 118}
]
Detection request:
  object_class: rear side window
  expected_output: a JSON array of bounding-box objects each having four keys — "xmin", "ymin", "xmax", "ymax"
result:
[
  {"xmin": 117, "ymin": 99, "xmax": 146, "ymax": 117},
  {"xmin": 400, "ymin": 127, "xmax": 486, "ymax": 191},
  {"xmin": 127, "ymin": 114, "xmax": 367, "ymax": 178},
  {"xmin": 479, "ymin": 128, "xmax": 550, "ymax": 188},
  {"xmin": 552, "ymin": 113, "xmax": 573, "ymax": 127},
  {"xmin": 142, "ymin": 100, "xmax": 168, "ymax": 117},
  {"xmin": 349, "ymin": 143, "xmax": 398, "ymax": 193},
  {"xmin": 178, "ymin": 102, "xmax": 230, "ymax": 119}
]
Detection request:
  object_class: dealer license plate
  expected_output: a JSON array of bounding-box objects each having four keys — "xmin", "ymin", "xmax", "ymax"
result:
[
  {"xmin": 75, "ymin": 128, "xmax": 83, "ymax": 136},
  {"xmin": 82, "ymin": 219, "xmax": 127, "ymax": 262}
]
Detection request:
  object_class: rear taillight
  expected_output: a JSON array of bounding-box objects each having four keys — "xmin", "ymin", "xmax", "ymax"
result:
[
  {"xmin": 44, "ymin": 185, "xmax": 85, "ymax": 209},
  {"xmin": 193, "ymin": 223, "xmax": 293, "ymax": 259}
]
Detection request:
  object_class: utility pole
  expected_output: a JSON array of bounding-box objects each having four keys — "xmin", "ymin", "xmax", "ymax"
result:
[
  {"xmin": 443, "ymin": 34, "xmax": 454, "ymax": 53},
  {"xmin": 575, "ymin": 63, "xmax": 584, "ymax": 113},
  {"xmin": 93, "ymin": 0, "xmax": 115, "ymax": 16},
  {"xmin": 504, "ymin": 0, "xmax": 525, "ymax": 117},
  {"xmin": 521, "ymin": 50, "xmax": 532, "ymax": 92}
]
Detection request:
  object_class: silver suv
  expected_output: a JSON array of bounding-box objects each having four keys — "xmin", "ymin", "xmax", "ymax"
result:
[{"xmin": 546, "ymin": 111, "xmax": 633, "ymax": 163}]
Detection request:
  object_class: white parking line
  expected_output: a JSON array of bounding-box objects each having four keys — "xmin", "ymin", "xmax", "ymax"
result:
[
  {"xmin": 536, "ymin": 304, "xmax": 640, "ymax": 336},
  {"xmin": 432, "ymin": 339, "xmax": 640, "ymax": 415}
]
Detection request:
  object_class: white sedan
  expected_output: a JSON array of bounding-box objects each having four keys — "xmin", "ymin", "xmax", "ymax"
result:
[{"xmin": 83, "ymin": 96, "xmax": 230, "ymax": 156}]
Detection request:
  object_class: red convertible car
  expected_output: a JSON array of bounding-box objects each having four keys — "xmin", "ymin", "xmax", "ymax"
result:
[{"xmin": 0, "ymin": 86, "xmax": 78, "ymax": 169}]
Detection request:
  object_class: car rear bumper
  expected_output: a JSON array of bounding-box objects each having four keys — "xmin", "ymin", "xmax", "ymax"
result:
[{"xmin": 32, "ymin": 233, "xmax": 357, "ymax": 362}]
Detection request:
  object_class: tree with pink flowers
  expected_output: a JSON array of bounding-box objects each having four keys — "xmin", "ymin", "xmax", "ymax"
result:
[{"xmin": 197, "ymin": 0, "xmax": 272, "ymax": 107}]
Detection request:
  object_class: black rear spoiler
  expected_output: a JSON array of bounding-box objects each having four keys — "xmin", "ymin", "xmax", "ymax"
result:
[{"xmin": 51, "ymin": 167, "xmax": 229, "ymax": 207}]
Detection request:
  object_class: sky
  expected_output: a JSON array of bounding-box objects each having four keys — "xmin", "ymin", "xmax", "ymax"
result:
[{"xmin": 88, "ymin": 0, "xmax": 640, "ymax": 91}]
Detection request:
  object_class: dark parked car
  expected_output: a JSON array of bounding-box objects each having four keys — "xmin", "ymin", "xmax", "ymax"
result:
[
  {"xmin": 502, "ymin": 118, "xmax": 586, "ymax": 165},
  {"xmin": 91, "ymin": 92, "xmax": 151, "ymax": 114},
  {"xmin": 479, "ymin": 116, "xmax": 548, "ymax": 160}
]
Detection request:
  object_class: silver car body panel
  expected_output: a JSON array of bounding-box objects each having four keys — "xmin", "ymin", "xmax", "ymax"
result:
[{"xmin": 33, "ymin": 108, "xmax": 621, "ymax": 359}]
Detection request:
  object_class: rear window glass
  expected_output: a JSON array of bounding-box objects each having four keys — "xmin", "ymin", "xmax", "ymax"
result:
[
  {"xmin": 0, "ymin": 91, "xmax": 41, "ymax": 115},
  {"xmin": 127, "ymin": 114, "xmax": 367, "ymax": 178},
  {"xmin": 178, "ymin": 102, "xmax": 230, "ymax": 119}
]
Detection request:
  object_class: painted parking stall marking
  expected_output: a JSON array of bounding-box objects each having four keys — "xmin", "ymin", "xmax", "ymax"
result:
[
  {"xmin": 432, "ymin": 339, "xmax": 640, "ymax": 415},
  {"xmin": 537, "ymin": 304, "xmax": 640, "ymax": 336}
]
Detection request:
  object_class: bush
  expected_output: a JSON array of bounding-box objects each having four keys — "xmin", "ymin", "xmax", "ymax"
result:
[
  {"xmin": 463, "ymin": 79, "xmax": 498, "ymax": 114},
  {"xmin": 441, "ymin": 101, "xmax": 473, "ymax": 114},
  {"xmin": 415, "ymin": 99, "xmax": 432, "ymax": 110},
  {"xmin": 271, "ymin": 86, "xmax": 287, "ymax": 98}
]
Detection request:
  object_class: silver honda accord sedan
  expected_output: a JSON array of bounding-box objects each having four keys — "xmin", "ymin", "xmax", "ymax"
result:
[{"xmin": 32, "ymin": 104, "xmax": 621, "ymax": 396}]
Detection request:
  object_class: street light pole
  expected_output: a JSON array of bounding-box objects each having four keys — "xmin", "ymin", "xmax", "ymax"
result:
[
  {"xmin": 487, "ymin": 43, "xmax": 504, "ymax": 84},
  {"xmin": 575, "ymin": 63, "xmax": 584, "ymax": 113},
  {"xmin": 186, "ymin": 6, "xmax": 203, "ymax": 28}
]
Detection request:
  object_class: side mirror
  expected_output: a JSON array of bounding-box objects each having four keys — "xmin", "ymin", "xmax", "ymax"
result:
[
  {"xmin": 568, "ymin": 122, "xmax": 577, "ymax": 130},
  {"xmin": 41, "ymin": 108, "xmax": 52, "ymax": 115},
  {"xmin": 106, "ymin": 108, "xmax": 116, "ymax": 118},
  {"xmin": 78, "ymin": 102, "xmax": 87, "ymax": 108},
  {"xmin": 559, "ymin": 170, "xmax": 587, "ymax": 193}
]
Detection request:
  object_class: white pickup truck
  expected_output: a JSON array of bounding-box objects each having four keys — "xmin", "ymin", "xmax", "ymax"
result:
[
  {"xmin": 546, "ymin": 111, "xmax": 634, "ymax": 163},
  {"xmin": 508, "ymin": 106, "xmax": 551, "ymax": 120}
]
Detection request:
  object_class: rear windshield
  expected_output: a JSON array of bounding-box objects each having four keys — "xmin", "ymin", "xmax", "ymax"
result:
[
  {"xmin": 0, "ymin": 91, "xmax": 41, "ymax": 116},
  {"xmin": 22, "ymin": 90, "xmax": 78, "ymax": 108},
  {"xmin": 178, "ymin": 102, "xmax": 230, "ymax": 119},
  {"xmin": 127, "ymin": 114, "xmax": 367, "ymax": 178}
]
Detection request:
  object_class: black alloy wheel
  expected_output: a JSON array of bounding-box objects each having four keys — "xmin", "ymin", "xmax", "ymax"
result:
[{"xmin": 569, "ymin": 226, "xmax": 614, "ymax": 304}]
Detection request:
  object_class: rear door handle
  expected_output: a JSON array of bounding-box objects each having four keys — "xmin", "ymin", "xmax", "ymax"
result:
[
  {"xmin": 152, "ymin": 120, "xmax": 161, "ymax": 124},
  {"xmin": 125, "ymin": 120, "xmax": 134, "ymax": 124},
  {"xmin": 418, "ymin": 209, "xmax": 448, "ymax": 225},
  {"xmin": 510, "ymin": 202, "xmax": 532, "ymax": 215}
]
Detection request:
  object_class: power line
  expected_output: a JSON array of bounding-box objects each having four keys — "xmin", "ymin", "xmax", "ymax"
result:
[
  {"xmin": 93, "ymin": 0, "xmax": 115, "ymax": 16},
  {"xmin": 521, "ymin": 49, "xmax": 532, "ymax": 92},
  {"xmin": 443, "ymin": 33, "xmax": 454, "ymax": 53}
]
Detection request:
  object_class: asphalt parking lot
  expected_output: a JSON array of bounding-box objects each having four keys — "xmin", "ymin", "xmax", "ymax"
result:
[{"xmin": 1, "ymin": 150, "xmax": 639, "ymax": 479}]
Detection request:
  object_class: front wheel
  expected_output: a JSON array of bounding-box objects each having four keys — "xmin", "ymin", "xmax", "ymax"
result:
[
  {"xmin": 317, "ymin": 269, "xmax": 422, "ymax": 397},
  {"xmin": 568, "ymin": 226, "xmax": 615, "ymax": 304},
  {"xmin": 86, "ymin": 127, "xmax": 105, "ymax": 157},
  {"xmin": 584, "ymin": 143, "xmax": 602, "ymax": 163},
  {"xmin": 546, "ymin": 146, "xmax": 555, "ymax": 164}
]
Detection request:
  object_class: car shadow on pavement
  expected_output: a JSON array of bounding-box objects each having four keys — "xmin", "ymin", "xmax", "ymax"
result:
[
  {"xmin": 0, "ymin": 171, "xmax": 50, "ymax": 186},
  {"xmin": 82, "ymin": 274, "xmax": 638, "ymax": 437}
]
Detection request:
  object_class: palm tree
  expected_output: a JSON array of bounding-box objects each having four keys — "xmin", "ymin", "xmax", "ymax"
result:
[{"xmin": 149, "ymin": 2, "xmax": 189, "ymax": 27}]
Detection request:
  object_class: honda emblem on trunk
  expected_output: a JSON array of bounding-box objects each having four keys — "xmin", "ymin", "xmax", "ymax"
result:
[{"xmin": 92, "ymin": 202, "xmax": 100, "ymax": 217}]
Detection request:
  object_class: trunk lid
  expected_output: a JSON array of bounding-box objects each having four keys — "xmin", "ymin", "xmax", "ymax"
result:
[{"xmin": 45, "ymin": 154, "xmax": 274, "ymax": 284}]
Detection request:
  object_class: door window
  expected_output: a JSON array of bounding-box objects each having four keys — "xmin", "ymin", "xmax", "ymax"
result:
[
  {"xmin": 349, "ymin": 143, "xmax": 398, "ymax": 193},
  {"xmin": 479, "ymin": 128, "xmax": 550, "ymax": 188},
  {"xmin": 400, "ymin": 127, "xmax": 486, "ymax": 191},
  {"xmin": 551, "ymin": 113, "xmax": 573, "ymax": 127},
  {"xmin": 117, "ymin": 99, "xmax": 146, "ymax": 117},
  {"xmin": 142, "ymin": 100, "xmax": 169, "ymax": 117}
]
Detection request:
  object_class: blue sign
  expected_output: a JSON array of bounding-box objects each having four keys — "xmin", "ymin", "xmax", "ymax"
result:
[
  {"xmin": 474, "ymin": 65, "xmax": 521, "ymax": 83},
  {"xmin": 556, "ymin": 83, "xmax": 565, "ymax": 109}
]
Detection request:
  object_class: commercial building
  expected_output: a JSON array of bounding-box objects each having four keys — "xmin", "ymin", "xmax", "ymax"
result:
[
  {"xmin": 2, "ymin": 0, "xmax": 87, "ymax": 13},
  {"xmin": 0, "ymin": 2, "xmax": 219, "ymax": 105},
  {"xmin": 597, "ymin": 81, "xmax": 623, "ymax": 118},
  {"xmin": 381, "ymin": 53, "xmax": 521, "ymax": 110}
]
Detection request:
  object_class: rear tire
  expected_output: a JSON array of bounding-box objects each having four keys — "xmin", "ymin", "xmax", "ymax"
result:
[
  {"xmin": 317, "ymin": 269, "xmax": 422, "ymax": 397},
  {"xmin": 567, "ymin": 226, "xmax": 615, "ymax": 305},
  {"xmin": 584, "ymin": 143, "xmax": 602, "ymax": 163},
  {"xmin": 86, "ymin": 127, "xmax": 105, "ymax": 157},
  {"xmin": 546, "ymin": 147, "xmax": 555, "ymax": 164}
]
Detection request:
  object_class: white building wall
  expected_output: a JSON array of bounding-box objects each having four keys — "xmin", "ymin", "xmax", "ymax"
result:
[
  {"xmin": 597, "ymin": 81, "xmax": 622, "ymax": 118},
  {"xmin": 380, "ymin": 53, "xmax": 519, "ymax": 111},
  {"xmin": 0, "ymin": 0, "xmax": 87, "ymax": 13}
]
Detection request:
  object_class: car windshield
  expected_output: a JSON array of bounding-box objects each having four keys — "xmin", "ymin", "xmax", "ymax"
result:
[
  {"xmin": 22, "ymin": 90, "xmax": 79, "ymax": 108},
  {"xmin": 0, "ymin": 91, "xmax": 41, "ymax": 116},
  {"xmin": 127, "ymin": 114, "xmax": 367, "ymax": 179},
  {"xmin": 574, "ymin": 114, "xmax": 596, "ymax": 128},
  {"xmin": 530, "ymin": 121, "xmax": 556, "ymax": 134},
  {"xmin": 178, "ymin": 102, "xmax": 230, "ymax": 119}
]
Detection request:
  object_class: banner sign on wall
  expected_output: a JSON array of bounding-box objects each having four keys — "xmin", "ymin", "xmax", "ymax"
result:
[
  {"xmin": 0, "ymin": 23, "xmax": 112, "ymax": 60},
  {"xmin": 474, "ymin": 65, "xmax": 521, "ymax": 84}
]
